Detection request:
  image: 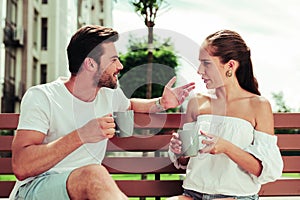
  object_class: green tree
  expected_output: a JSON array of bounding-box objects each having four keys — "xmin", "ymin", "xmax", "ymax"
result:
[
  {"xmin": 272, "ymin": 91, "xmax": 292, "ymax": 113},
  {"xmin": 272, "ymin": 91, "xmax": 298, "ymax": 134},
  {"xmin": 119, "ymin": 33, "xmax": 177, "ymax": 187},
  {"xmin": 119, "ymin": 35, "xmax": 178, "ymax": 100},
  {"xmin": 130, "ymin": 0, "xmax": 169, "ymax": 99}
]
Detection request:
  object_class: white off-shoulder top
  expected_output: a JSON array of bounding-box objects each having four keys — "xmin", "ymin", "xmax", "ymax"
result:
[{"xmin": 170, "ymin": 114, "xmax": 283, "ymax": 196}]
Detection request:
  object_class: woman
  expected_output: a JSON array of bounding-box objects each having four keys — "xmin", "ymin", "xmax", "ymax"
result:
[{"xmin": 168, "ymin": 30, "xmax": 283, "ymax": 200}]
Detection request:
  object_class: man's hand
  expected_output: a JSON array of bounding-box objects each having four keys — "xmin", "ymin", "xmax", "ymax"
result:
[
  {"xmin": 77, "ymin": 114, "xmax": 116, "ymax": 144},
  {"xmin": 161, "ymin": 76, "xmax": 195, "ymax": 109}
]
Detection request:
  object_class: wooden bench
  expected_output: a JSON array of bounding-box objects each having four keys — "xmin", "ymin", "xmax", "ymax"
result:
[{"xmin": 0, "ymin": 113, "xmax": 300, "ymax": 198}]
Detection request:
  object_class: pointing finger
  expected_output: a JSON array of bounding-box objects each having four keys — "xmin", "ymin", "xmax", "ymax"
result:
[
  {"xmin": 166, "ymin": 76, "xmax": 176, "ymax": 88},
  {"xmin": 178, "ymin": 82, "xmax": 195, "ymax": 92}
]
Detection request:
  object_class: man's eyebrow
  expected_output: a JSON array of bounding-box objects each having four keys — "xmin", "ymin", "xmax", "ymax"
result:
[{"xmin": 110, "ymin": 55, "xmax": 119, "ymax": 59}]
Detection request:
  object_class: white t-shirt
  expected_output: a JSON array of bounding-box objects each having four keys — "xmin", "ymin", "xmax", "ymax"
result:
[{"xmin": 9, "ymin": 77, "xmax": 130, "ymax": 198}]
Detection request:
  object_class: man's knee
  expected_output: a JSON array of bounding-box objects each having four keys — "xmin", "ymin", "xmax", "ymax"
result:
[
  {"xmin": 79, "ymin": 164, "xmax": 109, "ymax": 181},
  {"xmin": 67, "ymin": 164, "xmax": 122, "ymax": 199},
  {"xmin": 69, "ymin": 164, "xmax": 111, "ymax": 187}
]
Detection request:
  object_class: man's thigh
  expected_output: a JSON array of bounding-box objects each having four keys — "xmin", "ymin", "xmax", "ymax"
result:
[{"xmin": 15, "ymin": 171, "xmax": 71, "ymax": 200}]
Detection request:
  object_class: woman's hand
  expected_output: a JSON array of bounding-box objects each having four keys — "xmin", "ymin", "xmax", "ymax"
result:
[
  {"xmin": 169, "ymin": 132, "xmax": 182, "ymax": 154},
  {"xmin": 200, "ymin": 130, "xmax": 230, "ymax": 154}
]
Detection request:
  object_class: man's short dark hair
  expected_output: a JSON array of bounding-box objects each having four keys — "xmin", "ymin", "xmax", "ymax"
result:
[{"xmin": 67, "ymin": 25, "xmax": 118, "ymax": 75}]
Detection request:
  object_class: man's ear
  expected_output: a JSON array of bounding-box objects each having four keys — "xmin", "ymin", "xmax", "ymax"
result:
[{"xmin": 83, "ymin": 57, "xmax": 97, "ymax": 72}]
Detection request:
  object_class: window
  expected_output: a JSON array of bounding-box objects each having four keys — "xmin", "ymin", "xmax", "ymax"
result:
[
  {"xmin": 41, "ymin": 18, "xmax": 48, "ymax": 50},
  {"xmin": 11, "ymin": 1, "xmax": 17, "ymax": 25},
  {"xmin": 100, "ymin": 0, "xmax": 104, "ymax": 12},
  {"xmin": 8, "ymin": 52, "xmax": 16, "ymax": 79},
  {"xmin": 42, "ymin": 0, "xmax": 48, "ymax": 4},
  {"xmin": 33, "ymin": 9, "xmax": 38, "ymax": 50},
  {"xmin": 40, "ymin": 64, "xmax": 47, "ymax": 84},
  {"xmin": 32, "ymin": 58, "xmax": 38, "ymax": 85}
]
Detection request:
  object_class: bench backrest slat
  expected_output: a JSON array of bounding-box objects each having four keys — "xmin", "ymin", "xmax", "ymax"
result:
[
  {"xmin": 1, "ymin": 156, "xmax": 298, "ymax": 174},
  {"xmin": 1, "ymin": 113, "xmax": 300, "ymax": 129},
  {"xmin": 0, "ymin": 136, "xmax": 13, "ymax": 151},
  {"xmin": 273, "ymin": 113, "xmax": 300, "ymax": 128},
  {"xmin": 0, "ymin": 113, "xmax": 19, "ymax": 129},
  {"xmin": 0, "ymin": 182, "xmax": 15, "ymax": 197},
  {"xmin": 277, "ymin": 134, "xmax": 300, "ymax": 150},
  {"xmin": 2, "ymin": 134, "xmax": 300, "ymax": 152},
  {"xmin": 107, "ymin": 135, "xmax": 171, "ymax": 151},
  {"xmin": 1, "ymin": 134, "xmax": 299, "ymax": 152}
]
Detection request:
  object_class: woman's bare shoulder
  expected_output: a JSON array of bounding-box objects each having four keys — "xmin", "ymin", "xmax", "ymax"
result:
[
  {"xmin": 185, "ymin": 93, "xmax": 210, "ymax": 122},
  {"xmin": 249, "ymin": 95, "xmax": 274, "ymax": 134},
  {"xmin": 249, "ymin": 95, "xmax": 272, "ymax": 111},
  {"xmin": 187, "ymin": 93, "xmax": 209, "ymax": 109}
]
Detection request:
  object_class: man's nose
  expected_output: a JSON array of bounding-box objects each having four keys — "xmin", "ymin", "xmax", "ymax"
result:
[{"xmin": 117, "ymin": 60, "xmax": 123, "ymax": 70}]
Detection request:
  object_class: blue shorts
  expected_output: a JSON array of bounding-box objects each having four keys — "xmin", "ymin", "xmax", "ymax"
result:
[
  {"xmin": 15, "ymin": 171, "xmax": 71, "ymax": 200},
  {"xmin": 183, "ymin": 189, "xmax": 259, "ymax": 200}
]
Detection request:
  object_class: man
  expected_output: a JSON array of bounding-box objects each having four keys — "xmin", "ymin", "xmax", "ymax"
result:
[{"xmin": 9, "ymin": 25, "xmax": 195, "ymax": 200}]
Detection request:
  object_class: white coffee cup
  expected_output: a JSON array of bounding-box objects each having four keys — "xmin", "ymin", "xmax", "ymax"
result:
[
  {"xmin": 113, "ymin": 110, "xmax": 134, "ymax": 137},
  {"xmin": 178, "ymin": 129, "xmax": 199, "ymax": 157}
]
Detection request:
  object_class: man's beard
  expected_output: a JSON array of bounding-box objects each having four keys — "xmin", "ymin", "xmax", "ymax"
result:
[{"xmin": 94, "ymin": 69, "xmax": 117, "ymax": 89}]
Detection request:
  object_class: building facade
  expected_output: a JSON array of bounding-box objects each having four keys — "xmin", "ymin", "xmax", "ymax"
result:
[
  {"xmin": 1, "ymin": 0, "xmax": 113, "ymax": 113},
  {"xmin": 77, "ymin": 0, "xmax": 113, "ymax": 27}
]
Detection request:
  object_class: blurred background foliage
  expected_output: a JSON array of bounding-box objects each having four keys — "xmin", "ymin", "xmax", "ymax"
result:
[
  {"xmin": 272, "ymin": 91, "xmax": 299, "ymax": 134},
  {"xmin": 119, "ymin": 35, "xmax": 178, "ymax": 99}
]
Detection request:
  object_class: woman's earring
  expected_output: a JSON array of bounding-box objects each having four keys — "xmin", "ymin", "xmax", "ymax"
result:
[{"xmin": 226, "ymin": 70, "xmax": 232, "ymax": 78}]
